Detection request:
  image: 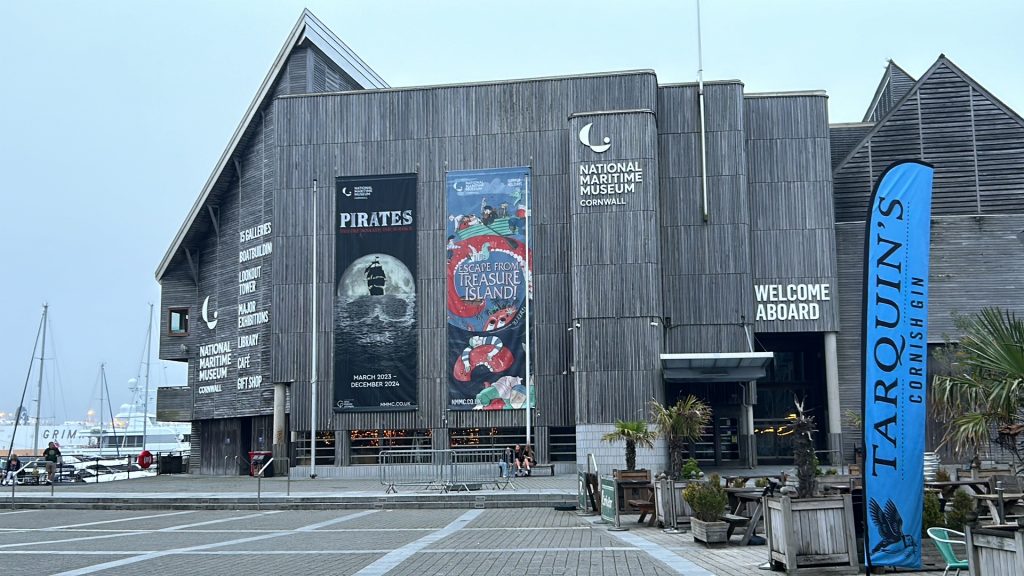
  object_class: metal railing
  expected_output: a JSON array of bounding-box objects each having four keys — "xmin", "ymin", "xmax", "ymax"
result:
[{"xmin": 378, "ymin": 448, "xmax": 515, "ymax": 493}]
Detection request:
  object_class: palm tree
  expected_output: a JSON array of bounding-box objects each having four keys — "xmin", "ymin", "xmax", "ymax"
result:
[
  {"xmin": 601, "ymin": 420, "xmax": 657, "ymax": 471},
  {"xmin": 649, "ymin": 395, "xmax": 711, "ymax": 479},
  {"xmin": 933, "ymin": 307, "xmax": 1024, "ymax": 472}
]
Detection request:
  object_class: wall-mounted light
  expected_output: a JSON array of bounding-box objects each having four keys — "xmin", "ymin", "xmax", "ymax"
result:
[{"xmin": 567, "ymin": 321, "xmax": 581, "ymax": 332}]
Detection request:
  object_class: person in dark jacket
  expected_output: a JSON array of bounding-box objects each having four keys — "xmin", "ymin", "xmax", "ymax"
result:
[
  {"xmin": 41, "ymin": 442, "xmax": 61, "ymax": 484},
  {"xmin": 2, "ymin": 454, "xmax": 20, "ymax": 486}
]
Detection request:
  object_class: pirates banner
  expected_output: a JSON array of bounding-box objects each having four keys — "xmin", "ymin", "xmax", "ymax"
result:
[
  {"xmin": 862, "ymin": 160, "xmax": 933, "ymax": 568},
  {"xmin": 446, "ymin": 167, "xmax": 532, "ymax": 410},
  {"xmin": 334, "ymin": 174, "xmax": 418, "ymax": 411}
]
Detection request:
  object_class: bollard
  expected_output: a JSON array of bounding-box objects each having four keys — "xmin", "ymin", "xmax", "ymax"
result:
[{"xmin": 9, "ymin": 476, "xmax": 15, "ymax": 510}]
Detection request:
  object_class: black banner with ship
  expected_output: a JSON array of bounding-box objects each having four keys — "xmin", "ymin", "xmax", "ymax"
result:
[{"xmin": 334, "ymin": 174, "xmax": 418, "ymax": 411}]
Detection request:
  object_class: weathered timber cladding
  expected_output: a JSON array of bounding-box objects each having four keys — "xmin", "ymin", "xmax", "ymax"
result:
[
  {"xmin": 863, "ymin": 62, "xmax": 916, "ymax": 123},
  {"xmin": 745, "ymin": 93, "xmax": 839, "ymax": 333},
  {"xmin": 835, "ymin": 215, "xmax": 1024, "ymax": 457},
  {"xmin": 155, "ymin": 387, "xmax": 192, "ymax": 422},
  {"xmin": 273, "ymin": 72, "xmax": 659, "ymax": 432},
  {"xmin": 834, "ymin": 59, "xmax": 1024, "ymax": 222},
  {"xmin": 569, "ymin": 110, "xmax": 662, "ymax": 422},
  {"xmin": 657, "ymin": 82, "xmax": 752, "ymax": 353}
]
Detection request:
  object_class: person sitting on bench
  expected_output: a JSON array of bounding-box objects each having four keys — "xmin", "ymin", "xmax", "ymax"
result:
[
  {"xmin": 514, "ymin": 444, "xmax": 532, "ymax": 476},
  {"xmin": 498, "ymin": 446, "xmax": 515, "ymax": 479}
]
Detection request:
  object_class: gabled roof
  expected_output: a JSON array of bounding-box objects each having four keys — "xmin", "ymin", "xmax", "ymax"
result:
[
  {"xmin": 862, "ymin": 59, "xmax": 916, "ymax": 123},
  {"xmin": 155, "ymin": 10, "xmax": 387, "ymax": 280},
  {"xmin": 834, "ymin": 54, "xmax": 1024, "ymax": 176}
]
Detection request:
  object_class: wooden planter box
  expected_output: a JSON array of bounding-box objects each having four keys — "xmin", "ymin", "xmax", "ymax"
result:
[
  {"xmin": 764, "ymin": 494, "xmax": 857, "ymax": 574},
  {"xmin": 613, "ymin": 469, "xmax": 650, "ymax": 482},
  {"xmin": 691, "ymin": 518, "xmax": 729, "ymax": 546},
  {"xmin": 654, "ymin": 479, "xmax": 694, "ymax": 529},
  {"xmin": 966, "ymin": 525, "xmax": 1024, "ymax": 575}
]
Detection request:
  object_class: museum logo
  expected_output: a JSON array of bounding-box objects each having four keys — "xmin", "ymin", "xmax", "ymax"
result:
[
  {"xmin": 202, "ymin": 295, "xmax": 218, "ymax": 329},
  {"xmin": 578, "ymin": 123, "xmax": 612, "ymax": 153}
]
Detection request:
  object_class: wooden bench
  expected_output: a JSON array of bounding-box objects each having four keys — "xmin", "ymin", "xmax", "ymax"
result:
[
  {"xmin": 721, "ymin": 513, "xmax": 750, "ymax": 539},
  {"xmin": 628, "ymin": 497, "xmax": 657, "ymax": 526},
  {"xmin": 530, "ymin": 463, "xmax": 555, "ymax": 476}
]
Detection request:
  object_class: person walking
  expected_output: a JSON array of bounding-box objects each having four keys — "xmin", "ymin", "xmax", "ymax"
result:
[
  {"xmin": 2, "ymin": 454, "xmax": 20, "ymax": 486},
  {"xmin": 41, "ymin": 442, "xmax": 61, "ymax": 485}
]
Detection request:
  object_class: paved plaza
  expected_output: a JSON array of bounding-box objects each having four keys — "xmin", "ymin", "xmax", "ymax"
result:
[{"xmin": 0, "ymin": 474, "xmax": 949, "ymax": 575}]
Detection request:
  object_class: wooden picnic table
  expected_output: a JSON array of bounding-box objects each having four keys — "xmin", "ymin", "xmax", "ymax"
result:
[
  {"xmin": 925, "ymin": 479, "xmax": 993, "ymax": 495},
  {"xmin": 975, "ymin": 492, "xmax": 1024, "ymax": 526},
  {"xmin": 719, "ymin": 488, "xmax": 766, "ymax": 545}
]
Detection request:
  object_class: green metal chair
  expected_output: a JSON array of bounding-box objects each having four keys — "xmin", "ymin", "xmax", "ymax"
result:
[{"xmin": 927, "ymin": 527, "xmax": 969, "ymax": 576}]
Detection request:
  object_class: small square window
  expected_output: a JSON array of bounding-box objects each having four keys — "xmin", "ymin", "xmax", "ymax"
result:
[{"xmin": 169, "ymin": 308, "xmax": 189, "ymax": 335}]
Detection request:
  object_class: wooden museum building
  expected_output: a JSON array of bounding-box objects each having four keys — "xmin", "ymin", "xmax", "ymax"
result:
[{"xmin": 156, "ymin": 11, "xmax": 1024, "ymax": 475}]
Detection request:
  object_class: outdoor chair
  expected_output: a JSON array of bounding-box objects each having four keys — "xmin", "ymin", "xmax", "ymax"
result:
[{"xmin": 926, "ymin": 527, "xmax": 969, "ymax": 576}]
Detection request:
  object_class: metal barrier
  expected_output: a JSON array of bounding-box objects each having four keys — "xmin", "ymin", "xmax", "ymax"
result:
[
  {"xmin": 378, "ymin": 449, "xmax": 448, "ymax": 493},
  {"xmin": 378, "ymin": 448, "xmax": 514, "ymax": 493},
  {"xmin": 449, "ymin": 448, "xmax": 515, "ymax": 491}
]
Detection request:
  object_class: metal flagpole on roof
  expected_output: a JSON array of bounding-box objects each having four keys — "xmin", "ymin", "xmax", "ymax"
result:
[{"xmin": 696, "ymin": 0, "xmax": 709, "ymax": 223}]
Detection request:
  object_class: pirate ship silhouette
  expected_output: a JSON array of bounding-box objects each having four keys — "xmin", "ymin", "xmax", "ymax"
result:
[{"xmin": 365, "ymin": 257, "xmax": 386, "ymax": 296}]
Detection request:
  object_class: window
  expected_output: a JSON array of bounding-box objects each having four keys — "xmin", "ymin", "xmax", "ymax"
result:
[{"xmin": 169, "ymin": 308, "xmax": 189, "ymax": 335}]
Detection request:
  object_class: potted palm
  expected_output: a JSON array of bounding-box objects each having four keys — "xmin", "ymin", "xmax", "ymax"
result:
[
  {"xmin": 649, "ymin": 396, "xmax": 710, "ymax": 528},
  {"xmin": 684, "ymin": 473, "xmax": 729, "ymax": 545},
  {"xmin": 602, "ymin": 419, "xmax": 657, "ymax": 481},
  {"xmin": 763, "ymin": 399, "xmax": 858, "ymax": 573},
  {"xmin": 649, "ymin": 396, "xmax": 711, "ymax": 479}
]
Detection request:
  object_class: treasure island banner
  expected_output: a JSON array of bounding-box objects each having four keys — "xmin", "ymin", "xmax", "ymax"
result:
[
  {"xmin": 446, "ymin": 167, "xmax": 532, "ymax": 410},
  {"xmin": 334, "ymin": 174, "xmax": 418, "ymax": 412},
  {"xmin": 862, "ymin": 160, "xmax": 933, "ymax": 569}
]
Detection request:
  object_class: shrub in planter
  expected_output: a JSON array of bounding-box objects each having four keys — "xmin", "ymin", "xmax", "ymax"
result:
[
  {"xmin": 680, "ymin": 458, "xmax": 702, "ymax": 480},
  {"xmin": 684, "ymin": 474, "xmax": 728, "ymax": 522},
  {"xmin": 923, "ymin": 491, "xmax": 944, "ymax": 537},
  {"xmin": 945, "ymin": 490, "xmax": 976, "ymax": 532},
  {"xmin": 684, "ymin": 474, "xmax": 729, "ymax": 545}
]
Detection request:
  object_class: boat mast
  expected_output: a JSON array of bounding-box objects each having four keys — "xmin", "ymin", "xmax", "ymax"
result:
[
  {"xmin": 7, "ymin": 305, "xmax": 45, "ymax": 459},
  {"xmin": 101, "ymin": 364, "xmax": 120, "ymax": 458},
  {"xmin": 142, "ymin": 303, "xmax": 154, "ymax": 450},
  {"xmin": 99, "ymin": 363, "xmax": 105, "ymax": 455},
  {"xmin": 32, "ymin": 303, "xmax": 48, "ymax": 455}
]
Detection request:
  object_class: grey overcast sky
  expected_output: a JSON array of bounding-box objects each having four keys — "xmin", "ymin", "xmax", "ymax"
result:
[{"xmin": 1, "ymin": 0, "xmax": 1021, "ymax": 421}]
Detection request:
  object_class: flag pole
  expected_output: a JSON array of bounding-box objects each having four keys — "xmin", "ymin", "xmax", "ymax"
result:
[
  {"xmin": 310, "ymin": 178, "xmax": 318, "ymax": 479},
  {"xmin": 524, "ymin": 169, "xmax": 532, "ymax": 449}
]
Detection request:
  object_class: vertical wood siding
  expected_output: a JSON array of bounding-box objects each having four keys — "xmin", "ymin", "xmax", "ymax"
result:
[
  {"xmin": 657, "ymin": 82, "xmax": 752, "ymax": 353},
  {"xmin": 272, "ymin": 72, "xmax": 660, "ymax": 433},
  {"xmin": 745, "ymin": 94, "xmax": 839, "ymax": 333},
  {"xmin": 834, "ymin": 61, "xmax": 1024, "ymax": 222}
]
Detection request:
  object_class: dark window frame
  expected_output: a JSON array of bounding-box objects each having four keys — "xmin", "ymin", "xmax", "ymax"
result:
[{"xmin": 168, "ymin": 308, "xmax": 189, "ymax": 336}]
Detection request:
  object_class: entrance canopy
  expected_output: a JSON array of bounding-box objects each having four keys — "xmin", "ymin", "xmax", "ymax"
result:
[{"xmin": 660, "ymin": 352, "xmax": 774, "ymax": 382}]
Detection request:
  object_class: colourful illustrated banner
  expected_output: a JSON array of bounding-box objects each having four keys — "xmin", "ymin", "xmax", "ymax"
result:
[
  {"xmin": 446, "ymin": 167, "xmax": 532, "ymax": 410},
  {"xmin": 334, "ymin": 174, "xmax": 418, "ymax": 411},
  {"xmin": 862, "ymin": 160, "xmax": 933, "ymax": 568}
]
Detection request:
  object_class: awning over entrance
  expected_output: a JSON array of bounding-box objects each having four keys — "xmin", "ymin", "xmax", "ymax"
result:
[{"xmin": 660, "ymin": 352, "xmax": 774, "ymax": 382}]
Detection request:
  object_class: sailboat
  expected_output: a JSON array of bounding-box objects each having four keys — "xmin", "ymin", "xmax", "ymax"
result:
[{"xmin": 365, "ymin": 257, "xmax": 387, "ymax": 296}]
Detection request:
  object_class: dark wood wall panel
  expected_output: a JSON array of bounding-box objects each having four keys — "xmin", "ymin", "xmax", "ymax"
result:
[
  {"xmin": 272, "ymin": 72, "xmax": 659, "ymax": 432},
  {"xmin": 657, "ymin": 83, "xmax": 753, "ymax": 353},
  {"xmin": 834, "ymin": 61, "xmax": 1024, "ymax": 223},
  {"xmin": 835, "ymin": 215, "xmax": 1024, "ymax": 459}
]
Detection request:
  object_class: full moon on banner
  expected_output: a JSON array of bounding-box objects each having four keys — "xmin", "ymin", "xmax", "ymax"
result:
[{"xmin": 446, "ymin": 167, "xmax": 532, "ymax": 411}]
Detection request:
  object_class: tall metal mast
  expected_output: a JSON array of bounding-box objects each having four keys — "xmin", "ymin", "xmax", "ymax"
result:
[
  {"xmin": 143, "ymin": 303, "xmax": 154, "ymax": 450},
  {"xmin": 32, "ymin": 303, "xmax": 48, "ymax": 455}
]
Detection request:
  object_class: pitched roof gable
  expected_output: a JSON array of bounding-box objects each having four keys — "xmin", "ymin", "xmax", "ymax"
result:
[
  {"xmin": 833, "ymin": 55, "xmax": 1024, "ymax": 221},
  {"xmin": 862, "ymin": 60, "xmax": 916, "ymax": 123},
  {"xmin": 155, "ymin": 10, "xmax": 387, "ymax": 280}
]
